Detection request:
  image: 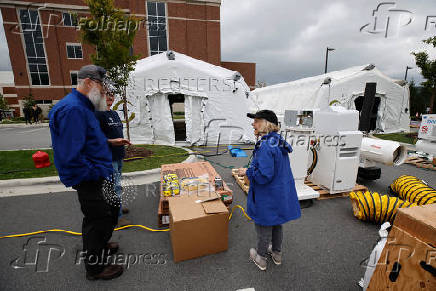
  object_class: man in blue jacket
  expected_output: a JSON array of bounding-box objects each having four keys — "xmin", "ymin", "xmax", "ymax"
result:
[{"xmin": 49, "ymin": 65, "xmax": 130, "ymax": 280}]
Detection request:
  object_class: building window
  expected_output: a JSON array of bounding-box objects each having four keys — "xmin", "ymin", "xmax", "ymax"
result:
[
  {"xmin": 146, "ymin": 1, "xmax": 168, "ymax": 55},
  {"xmin": 19, "ymin": 9, "xmax": 50, "ymax": 86},
  {"xmin": 63, "ymin": 12, "xmax": 78, "ymax": 27},
  {"xmin": 35, "ymin": 100, "xmax": 53, "ymax": 104},
  {"xmin": 66, "ymin": 43, "xmax": 83, "ymax": 59},
  {"xmin": 70, "ymin": 71, "xmax": 78, "ymax": 85}
]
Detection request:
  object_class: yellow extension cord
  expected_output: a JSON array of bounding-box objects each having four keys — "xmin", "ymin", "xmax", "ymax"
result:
[
  {"xmin": 1, "ymin": 145, "xmax": 255, "ymax": 239},
  {"xmin": 0, "ymin": 205, "xmax": 251, "ymax": 239}
]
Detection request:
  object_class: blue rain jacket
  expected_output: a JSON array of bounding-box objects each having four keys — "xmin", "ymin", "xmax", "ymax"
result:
[
  {"xmin": 49, "ymin": 89, "xmax": 113, "ymax": 187},
  {"xmin": 246, "ymin": 131, "xmax": 301, "ymax": 226}
]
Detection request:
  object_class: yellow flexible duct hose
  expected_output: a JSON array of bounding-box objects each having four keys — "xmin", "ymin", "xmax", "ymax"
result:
[
  {"xmin": 349, "ymin": 191, "xmax": 416, "ymax": 224},
  {"xmin": 390, "ymin": 175, "xmax": 436, "ymax": 205}
]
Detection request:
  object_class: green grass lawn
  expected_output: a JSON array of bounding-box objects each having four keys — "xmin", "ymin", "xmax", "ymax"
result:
[
  {"xmin": 172, "ymin": 115, "xmax": 185, "ymax": 120},
  {"xmin": 0, "ymin": 145, "xmax": 188, "ymax": 180},
  {"xmin": 373, "ymin": 133, "xmax": 417, "ymax": 145}
]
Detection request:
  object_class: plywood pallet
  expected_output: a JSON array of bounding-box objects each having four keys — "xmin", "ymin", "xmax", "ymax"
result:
[
  {"xmin": 231, "ymin": 169, "xmax": 249, "ymax": 194},
  {"xmin": 304, "ymin": 180, "xmax": 368, "ymax": 200},
  {"xmin": 231, "ymin": 169, "xmax": 367, "ymax": 200},
  {"xmin": 158, "ymin": 161, "xmax": 233, "ymax": 228},
  {"xmin": 405, "ymin": 156, "xmax": 436, "ymax": 171}
]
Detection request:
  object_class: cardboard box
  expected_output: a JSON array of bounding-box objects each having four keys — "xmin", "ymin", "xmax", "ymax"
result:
[
  {"xmin": 367, "ymin": 204, "xmax": 436, "ymax": 290},
  {"xmin": 168, "ymin": 193, "xmax": 229, "ymax": 262},
  {"xmin": 393, "ymin": 203, "xmax": 436, "ymax": 245}
]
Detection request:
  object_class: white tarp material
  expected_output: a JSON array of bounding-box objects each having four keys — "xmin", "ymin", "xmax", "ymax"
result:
[
  {"xmin": 122, "ymin": 51, "xmax": 255, "ymax": 145},
  {"xmin": 249, "ymin": 65, "xmax": 410, "ymax": 133}
]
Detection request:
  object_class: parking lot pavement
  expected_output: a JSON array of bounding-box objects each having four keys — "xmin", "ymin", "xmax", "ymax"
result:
[
  {"xmin": 0, "ymin": 125, "xmax": 52, "ymax": 150},
  {"xmin": 0, "ymin": 148, "xmax": 434, "ymax": 290}
]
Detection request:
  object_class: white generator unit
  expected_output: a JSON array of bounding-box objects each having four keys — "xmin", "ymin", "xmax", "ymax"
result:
[
  {"xmin": 282, "ymin": 106, "xmax": 408, "ymax": 200},
  {"xmin": 309, "ymin": 107, "xmax": 362, "ymax": 194},
  {"xmin": 416, "ymin": 114, "xmax": 436, "ymax": 156}
]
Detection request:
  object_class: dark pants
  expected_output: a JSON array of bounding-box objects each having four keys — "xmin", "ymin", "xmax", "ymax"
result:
[
  {"xmin": 73, "ymin": 179, "xmax": 119, "ymax": 275},
  {"xmin": 24, "ymin": 113, "xmax": 32, "ymax": 124},
  {"xmin": 255, "ymin": 224, "xmax": 283, "ymax": 257}
]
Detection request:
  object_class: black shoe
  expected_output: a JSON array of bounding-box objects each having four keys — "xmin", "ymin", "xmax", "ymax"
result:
[
  {"xmin": 86, "ymin": 264, "xmax": 123, "ymax": 280},
  {"xmin": 106, "ymin": 242, "xmax": 119, "ymax": 255}
]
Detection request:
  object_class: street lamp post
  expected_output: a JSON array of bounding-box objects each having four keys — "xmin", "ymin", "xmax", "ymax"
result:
[
  {"xmin": 325, "ymin": 47, "xmax": 335, "ymax": 74},
  {"xmin": 404, "ymin": 66, "xmax": 413, "ymax": 81}
]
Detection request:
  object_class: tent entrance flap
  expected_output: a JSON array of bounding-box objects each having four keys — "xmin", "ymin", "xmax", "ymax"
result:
[
  {"xmin": 147, "ymin": 93, "xmax": 175, "ymax": 144},
  {"xmin": 169, "ymin": 94, "xmax": 186, "ymax": 142},
  {"xmin": 185, "ymin": 95, "xmax": 207, "ymax": 145},
  {"xmin": 355, "ymin": 95, "xmax": 381, "ymax": 132}
]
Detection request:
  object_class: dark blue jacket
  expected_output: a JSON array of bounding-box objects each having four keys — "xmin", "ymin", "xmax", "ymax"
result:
[
  {"xmin": 246, "ymin": 131, "xmax": 301, "ymax": 226},
  {"xmin": 49, "ymin": 89, "xmax": 113, "ymax": 187},
  {"xmin": 94, "ymin": 110, "xmax": 125, "ymax": 161}
]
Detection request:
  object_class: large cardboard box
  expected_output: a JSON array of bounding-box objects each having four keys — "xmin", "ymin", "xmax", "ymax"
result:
[
  {"xmin": 168, "ymin": 193, "xmax": 229, "ymax": 262},
  {"xmin": 393, "ymin": 203, "xmax": 436, "ymax": 244},
  {"xmin": 367, "ymin": 204, "xmax": 436, "ymax": 290}
]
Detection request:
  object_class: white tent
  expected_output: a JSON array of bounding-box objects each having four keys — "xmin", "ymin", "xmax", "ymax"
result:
[
  {"xmin": 123, "ymin": 51, "xmax": 255, "ymax": 145},
  {"xmin": 249, "ymin": 65, "xmax": 410, "ymax": 133}
]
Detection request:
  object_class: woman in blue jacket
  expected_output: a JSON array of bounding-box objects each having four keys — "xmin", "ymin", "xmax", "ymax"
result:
[{"xmin": 239, "ymin": 110, "xmax": 301, "ymax": 271}]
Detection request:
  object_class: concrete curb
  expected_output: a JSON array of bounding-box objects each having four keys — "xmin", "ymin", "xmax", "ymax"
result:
[
  {"xmin": 0, "ymin": 123, "xmax": 49, "ymax": 128},
  {"xmin": 0, "ymin": 147, "xmax": 197, "ymax": 197}
]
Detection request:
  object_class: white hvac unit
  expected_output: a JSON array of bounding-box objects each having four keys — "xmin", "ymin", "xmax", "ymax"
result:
[{"xmin": 309, "ymin": 107, "xmax": 362, "ymax": 194}]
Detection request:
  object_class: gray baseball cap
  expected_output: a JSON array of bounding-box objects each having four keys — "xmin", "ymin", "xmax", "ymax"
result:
[{"xmin": 77, "ymin": 65, "xmax": 106, "ymax": 82}]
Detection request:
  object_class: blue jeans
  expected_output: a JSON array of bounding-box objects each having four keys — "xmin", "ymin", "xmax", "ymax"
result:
[{"xmin": 112, "ymin": 160, "xmax": 123, "ymax": 217}]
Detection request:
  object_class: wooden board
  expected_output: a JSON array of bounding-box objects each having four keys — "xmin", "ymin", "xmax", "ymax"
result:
[
  {"xmin": 158, "ymin": 162, "xmax": 233, "ymax": 227},
  {"xmin": 304, "ymin": 181, "xmax": 368, "ymax": 200},
  {"xmin": 405, "ymin": 157, "xmax": 436, "ymax": 171},
  {"xmin": 367, "ymin": 225, "xmax": 436, "ymax": 290},
  {"xmin": 231, "ymin": 169, "xmax": 368, "ymax": 200},
  {"xmin": 231, "ymin": 169, "xmax": 249, "ymax": 194}
]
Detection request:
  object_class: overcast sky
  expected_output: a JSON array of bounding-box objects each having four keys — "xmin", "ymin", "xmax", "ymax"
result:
[
  {"xmin": 1, "ymin": 0, "xmax": 435, "ymax": 86},
  {"xmin": 220, "ymin": 0, "xmax": 436, "ymax": 85}
]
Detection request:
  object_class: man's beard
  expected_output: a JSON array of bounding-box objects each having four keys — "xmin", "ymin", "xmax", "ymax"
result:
[{"xmin": 88, "ymin": 85, "xmax": 106, "ymax": 111}]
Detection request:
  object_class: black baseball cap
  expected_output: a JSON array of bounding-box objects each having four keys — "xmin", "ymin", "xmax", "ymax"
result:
[
  {"xmin": 78, "ymin": 65, "xmax": 106, "ymax": 82},
  {"xmin": 247, "ymin": 110, "xmax": 278, "ymax": 125}
]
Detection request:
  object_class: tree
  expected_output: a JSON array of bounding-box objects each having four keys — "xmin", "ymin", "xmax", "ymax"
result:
[
  {"xmin": 412, "ymin": 36, "xmax": 436, "ymax": 113},
  {"xmin": 409, "ymin": 80, "xmax": 431, "ymax": 118},
  {"xmin": 22, "ymin": 93, "xmax": 35, "ymax": 110},
  {"xmin": 0, "ymin": 93, "xmax": 9, "ymax": 110},
  {"xmin": 79, "ymin": 0, "xmax": 140, "ymax": 139}
]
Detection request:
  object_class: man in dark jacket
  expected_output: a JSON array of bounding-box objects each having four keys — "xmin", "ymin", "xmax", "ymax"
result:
[
  {"xmin": 23, "ymin": 106, "xmax": 32, "ymax": 125},
  {"xmin": 49, "ymin": 65, "xmax": 130, "ymax": 280}
]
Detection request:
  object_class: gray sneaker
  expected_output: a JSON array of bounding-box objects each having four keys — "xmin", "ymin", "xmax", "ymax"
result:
[
  {"xmin": 267, "ymin": 243, "xmax": 282, "ymax": 265},
  {"xmin": 249, "ymin": 248, "xmax": 267, "ymax": 271}
]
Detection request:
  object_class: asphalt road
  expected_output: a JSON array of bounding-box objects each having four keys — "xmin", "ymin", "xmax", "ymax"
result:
[
  {"xmin": 0, "ymin": 125, "xmax": 52, "ymax": 150},
  {"xmin": 1, "ymin": 149, "xmax": 435, "ymax": 290}
]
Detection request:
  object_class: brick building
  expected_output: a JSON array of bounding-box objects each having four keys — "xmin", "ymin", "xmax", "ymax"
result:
[{"xmin": 0, "ymin": 0, "xmax": 256, "ymax": 117}]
